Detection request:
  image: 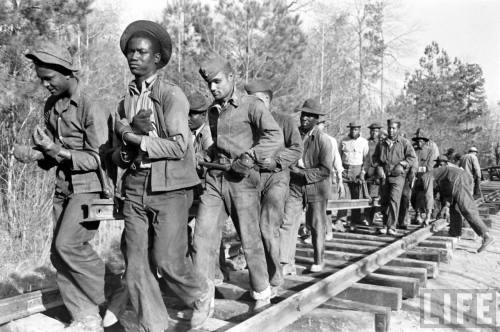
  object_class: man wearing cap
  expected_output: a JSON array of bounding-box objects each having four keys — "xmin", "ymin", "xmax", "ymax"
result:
[
  {"xmin": 14, "ymin": 42, "xmax": 109, "ymax": 331},
  {"xmin": 372, "ymin": 119, "xmax": 416, "ymax": 235},
  {"xmin": 338, "ymin": 122, "xmax": 369, "ymax": 225},
  {"xmin": 244, "ymin": 79, "xmax": 303, "ymax": 289},
  {"xmin": 111, "ymin": 20, "xmax": 211, "ymax": 330},
  {"xmin": 459, "ymin": 147, "xmax": 482, "ymax": 198},
  {"xmin": 193, "ymin": 56, "xmax": 283, "ymax": 308},
  {"xmin": 421, "ymin": 156, "xmax": 494, "ymax": 253},
  {"xmin": 187, "ymin": 91, "xmax": 213, "ymax": 177},
  {"xmin": 280, "ymin": 98, "xmax": 333, "ymax": 273},
  {"xmin": 410, "ymin": 134, "xmax": 435, "ymax": 224},
  {"xmin": 365, "ymin": 123, "xmax": 383, "ymax": 223},
  {"xmin": 414, "ymin": 128, "xmax": 439, "ymax": 161}
]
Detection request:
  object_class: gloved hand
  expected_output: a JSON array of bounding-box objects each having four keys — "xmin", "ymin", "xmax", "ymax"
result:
[
  {"xmin": 115, "ymin": 118, "xmax": 133, "ymax": 142},
  {"xmin": 257, "ymin": 158, "xmax": 277, "ymax": 171},
  {"xmin": 290, "ymin": 166, "xmax": 306, "ymax": 185},
  {"xmin": 33, "ymin": 126, "xmax": 60, "ymax": 157},
  {"xmin": 231, "ymin": 153, "xmax": 254, "ymax": 176},
  {"xmin": 131, "ymin": 109, "xmax": 154, "ymax": 134},
  {"xmin": 376, "ymin": 166, "xmax": 386, "ymax": 179},
  {"xmin": 438, "ymin": 206, "xmax": 450, "ymax": 221},
  {"xmin": 356, "ymin": 171, "xmax": 366, "ymax": 184},
  {"xmin": 399, "ymin": 160, "xmax": 409, "ymax": 169},
  {"xmin": 13, "ymin": 144, "xmax": 44, "ymax": 163}
]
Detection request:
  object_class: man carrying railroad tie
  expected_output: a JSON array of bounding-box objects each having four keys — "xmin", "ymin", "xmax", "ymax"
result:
[
  {"xmin": 13, "ymin": 42, "xmax": 109, "ymax": 331},
  {"xmin": 338, "ymin": 122, "xmax": 369, "ymax": 226},
  {"xmin": 244, "ymin": 80, "xmax": 303, "ymax": 290},
  {"xmin": 280, "ymin": 99, "xmax": 333, "ymax": 273},
  {"xmin": 372, "ymin": 119, "xmax": 416, "ymax": 235},
  {"xmin": 193, "ymin": 55, "xmax": 283, "ymax": 309},
  {"xmin": 422, "ymin": 155, "xmax": 495, "ymax": 253},
  {"xmin": 111, "ymin": 20, "xmax": 212, "ymax": 330}
]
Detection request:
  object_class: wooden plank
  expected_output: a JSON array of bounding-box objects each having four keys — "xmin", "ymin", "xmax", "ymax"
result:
[
  {"xmin": 321, "ymin": 298, "xmax": 391, "ymax": 332},
  {"xmin": 226, "ymin": 219, "xmax": 448, "ymax": 332},
  {"xmin": 0, "ymin": 288, "xmax": 63, "ymax": 325},
  {"xmin": 328, "ymin": 236, "xmax": 451, "ymax": 250},
  {"xmin": 0, "ymin": 313, "xmax": 65, "ymax": 332}
]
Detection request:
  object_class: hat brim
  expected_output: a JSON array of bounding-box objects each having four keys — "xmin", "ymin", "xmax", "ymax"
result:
[
  {"xmin": 120, "ymin": 20, "xmax": 172, "ymax": 69},
  {"xmin": 347, "ymin": 125, "xmax": 361, "ymax": 128},
  {"xmin": 412, "ymin": 137, "xmax": 429, "ymax": 142},
  {"xmin": 189, "ymin": 108, "xmax": 209, "ymax": 113},
  {"xmin": 25, "ymin": 51, "xmax": 78, "ymax": 72},
  {"xmin": 299, "ymin": 107, "xmax": 327, "ymax": 116}
]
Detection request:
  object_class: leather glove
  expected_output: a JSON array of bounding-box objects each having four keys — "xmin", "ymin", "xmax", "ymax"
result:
[
  {"xmin": 13, "ymin": 144, "xmax": 44, "ymax": 163},
  {"xmin": 231, "ymin": 153, "xmax": 254, "ymax": 176},
  {"xmin": 290, "ymin": 166, "xmax": 307, "ymax": 185},
  {"xmin": 257, "ymin": 158, "xmax": 277, "ymax": 171},
  {"xmin": 399, "ymin": 160, "xmax": 409, "ymax": 169},
  {"xmin": 32, "ymin": 126, "xmax": 60, "ymax": 157},
  {"xmin": 131, "ymin": 109, "xmax": 154, "ymax": 134},
  {"xmin": 115, "ymin": 118, "xmax": 133, "ymax": 142}
]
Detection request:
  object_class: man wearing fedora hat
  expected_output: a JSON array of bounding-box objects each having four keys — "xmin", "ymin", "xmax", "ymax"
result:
[
  {"xmin": 373, "ymin": 119, "xmax": 416, "ymax": 235},
  {"xmin": 459, "ymin": 147, "xmax": 482, "ymax": 198},
  {"xmin": 280, "ymin": 98, "xmax": 333, "ymax": 273},
  {"xmin": 193, "ymin": 56, "xmax": 283, "ymax": 309},
  {"xmin": 338, "ymin": 122, "xmax": 369, "ymax": 226},
  {"xmin": 414, "ymin": 128, "xmax": 439, "ymax": 160},
  {"xmin": 421, "ymin": 156, "xmax": 494, "ymax": 253},
  {"xmin": 244, "ymin": 79, "xmax": 303, "ymax": 288},
  {"xmin": 111, "ymin": 20, "xmax": 212, "ymax": 330},
  {"xmin": 15, "ymin": 41, "xmax": 110, "ymax": 331}
]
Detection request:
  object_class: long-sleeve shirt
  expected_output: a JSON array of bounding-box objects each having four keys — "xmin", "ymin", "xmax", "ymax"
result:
[
  {"xmin": 421, "ymin": 166, "xmax": 469, "ymax": 211},
  {"xmin": 340, "ymin": 136, "xmax": 369, "ymax": 168},
  {"xmin": 427, "ymin": 140, "xmax": 440, "ymax": 163},
  {"xmin": 372, "ymin": 135, "xmax": 416, "ymax": 175},
  {"xmin": 271, "ymin": 111, "xmax": 303, "ymax": 170},
  {"xmin": 459, "ymin": 153, "xmax": 481, "ymax": 180},
  {"xmin": 207, "ymin": 91, "xmax": 283, "ymax": 161},
  {"xmin": 415, "ymin": 144, "xmax": 435, "ymax": 173},
  {"xmin": 192, "ymin": 123, "xmax": 213, "ymax": 154},
  {"xmin": 323, "ymin": 133, "xmax": 343, "ymax": 181}
]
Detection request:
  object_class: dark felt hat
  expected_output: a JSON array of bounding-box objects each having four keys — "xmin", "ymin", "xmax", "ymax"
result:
[
  {"xmin": 298, "ymin": 98, "xmax": 326, "ymax": 115},
  {"xmin": 412, "ymin": 135, "xmax": 429, "ymax": 142},
  {"xmin": 347, "ymin": 122, "xmax": 361, "ymax": 128},
  {"xmin": 199, "ymin": 55, "xmax": 230, "ymax": 81},
  {"xmin": 368, "ymin": 122, "xmax": 382, "ymax": 129},
  {"xmin": 244, "ymin": 80, "xmax": 273, "ymax": 99},
  {"xmin": 387, "ymin": 119, "xmax": 400, "ymax": 127},
  {"xmin": 414, "ymin": 128, "xmax": 431, "ymax": 139},
  {"xmin": 434, "ymin": 155, "xmax": 449, "ymax": 162},
  {"xmin": 120, "ymin": 20, "xmax": 172, "ymax": 68},
  {"xmin": 187, "ymin": 92, "xmax": 211, "ymax": 112},
  {"xmin": 25, "ymin": 42, "xmax": 78, "ymax": 72}
]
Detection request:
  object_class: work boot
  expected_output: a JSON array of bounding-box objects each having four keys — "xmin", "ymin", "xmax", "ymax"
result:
[
  {"xmin": 332, "ymin": 219, "xmax": 346, "ymax": 233},
  {"xmin": 191, "ymin": 280, "xmax": 215, "ymax": 329},
  {"xmin": 387, "ymin": 228, "xmax": 397, "ymax": 236},
  {"xmin": 271, "ymin": 285, "xmax": 281, "ymax": 299},
  {"xmin": 65, "ymin": 314, "xmax": 103, "ymax": 332},
  {"xmin": 282, "ymin": 263, "xmax": 297, "ymax": 276},
  {"xmin": 309, "ymin": 263, "xmax": 324, "ymax": 272},
  {"xmin": 252, "ymin": 286, "xmax": 272, "ymax": 311},
  {"xmin": 377, "ymin": 228, "xmax": 387, "ymax": 235},
  {"xmin": 398, "ymin": 224, "xmax": 408, "ymax": 230},
  {"xmin": 102, "ymin": 310, "xmax": 118, "ymax": 328},
  {"xmin": 477, "ymin": 233, "xmax": 495, "ymax": 253}
]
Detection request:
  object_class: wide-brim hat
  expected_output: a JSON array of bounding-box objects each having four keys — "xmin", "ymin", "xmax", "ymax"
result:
[
  {"xmin": 412, "ymin": 136, "xmax": 429, "ymax": 142},
  {"xmin": 25, "ymin": 42, "xmax": 78, "ymax": 72},
  {"xmin": 434, "ymin": 155, "xmax": 449, "ymax": 162},
  {"xmin": 347, "ymin": 122, "xmax": 361, "ymax": 128},
  {"xmin": 469, "ymin": 146, "xmax": 478, "ymax": 153},
  {"xmin": 187, "ymin": 92, "xmax": 211, "ymax": 112},
  {"xmin": 368, "ymin": 122, "xmax": 382, "ymax": 129},
  {"xmin": 298, "ymin": 98, "xmax": 326, "ymax": 115},
  {"xmin": 244, "ymin": 80, "xmax": 273, "ymax": 99},
  {"xmin": 120, "ymin": 20, "xmax": 172, "ymax": 69}
]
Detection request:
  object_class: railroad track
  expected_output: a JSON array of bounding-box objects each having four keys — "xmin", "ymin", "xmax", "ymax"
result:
[{"xmin": 1, "ymin": 189, "xmax": 498, "ymax": 332}]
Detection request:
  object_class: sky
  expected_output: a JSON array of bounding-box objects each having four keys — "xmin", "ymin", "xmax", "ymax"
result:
[{"xmin": 95, "ymin": 0, "xmax": 500, "ymax": 104}]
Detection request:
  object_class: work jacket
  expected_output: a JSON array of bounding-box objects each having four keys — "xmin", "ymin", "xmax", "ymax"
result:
[{"xmin": 372, "ymin": 135, "xmax": 416, "ymax": 177}]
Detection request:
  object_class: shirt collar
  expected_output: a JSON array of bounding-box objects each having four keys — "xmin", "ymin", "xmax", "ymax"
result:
[
  {"xmin": 193, "ymin": 123, "xmax": 205, "ymax": 137},
  {"xmin": 54, "ymin": 84, "xmax": 81, "ymax": 114},
  {"xmin": 128, "ymin": 74, "xmax": 158, "ymax": 96}
]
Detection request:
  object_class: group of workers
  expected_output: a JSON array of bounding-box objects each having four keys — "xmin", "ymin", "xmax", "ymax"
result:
[{"xmin": 11, "ymin": 20, "xmax": 495, "ymax": 332}]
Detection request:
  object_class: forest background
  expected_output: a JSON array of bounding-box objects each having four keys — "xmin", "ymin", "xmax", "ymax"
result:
[{"xmin": 0, "ymin": 0, "xmax": 499, "ymax": 295}]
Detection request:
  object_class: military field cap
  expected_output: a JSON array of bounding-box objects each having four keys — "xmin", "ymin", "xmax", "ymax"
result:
[
  {"xmin": 120, "ymin": 20, "xmax": 172, "ymax": 68},
  {"xmin": 199, "ymin": 55, "xmax": 230, "ymax": 81},
  {"xmin": 469, "ymin": 146, "xmax": 478, "ymax": 153},
  {"xmin": 368, "ymin": 122, "xmax": 382, "ymax": 129},
  {"xmin": 435, "ymin": 155, "xmax": 449, "ymax": 162},
  {"xmin": 244, "ymin": 79, "xmax": 273, "ymax": 99},
  {"xmin": 298, "ymin": 98, "xmax": 326, "ymax": 115},
  {"xmin": 187, "ymin": 92, "xmax": 211, "ymax": 113},
  {"xmin": 25, "ymin": 42, "xmax": 78, "ymax": 72},
  {"xmin": 387, "ymin": 119, "xmax": 400, "ymax": 127},
  {"xmin": 347, "ymin": 122, "xmax": 361, "ymax": 128}
]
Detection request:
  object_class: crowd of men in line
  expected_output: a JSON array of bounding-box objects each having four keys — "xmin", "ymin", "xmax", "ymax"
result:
[{"xmin": 11, "ymin": 20, "xmax": 496, "ymax": 332}]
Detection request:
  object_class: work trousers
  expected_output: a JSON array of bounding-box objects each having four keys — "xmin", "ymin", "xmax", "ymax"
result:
[
  {"xmin": 193, "ymin": 169, "xmax": 269, "ymax": 293},
  {"xmin": 279, "ymin": 192, "xmax": 304, "ymax": 265},
  {"xmin": 123, "ymin": 169, "xmax": 208, "ymax": 332},
  {"xmin": 380, "ymin": 175, "xmax": 406, "ymax": 230},
  {"xmin": 260, "ymin": 170, "xmax": 290, "ymax": 287},
  {"xmin": 397, "ymin": 177, "xmax": 412, "ymax": 227},
  {"xmin": 51, "ymin": 192, "xmax": 105, "ymax": 320},
  {"xmin": 449, "ymin": 176, "xmax": 489, "ymax": 237},
  {"xmin": 338, "ymin": 165, "xmax": 363, "ymax": 224}
]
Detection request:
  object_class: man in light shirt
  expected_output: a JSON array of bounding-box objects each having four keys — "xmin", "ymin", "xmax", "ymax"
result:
[
  {"xmin": 459, "ymin": 147, "xmax": 482, "ymax": 198},
  {"xmin": 338, "ymin": 122, "xmax": 369, "ymax": 225}
]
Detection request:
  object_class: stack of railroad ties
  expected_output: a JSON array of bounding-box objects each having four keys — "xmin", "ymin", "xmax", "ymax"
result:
[{"xmin": 2, "ymin": 187, "xmax": 499, "ymax": 332}]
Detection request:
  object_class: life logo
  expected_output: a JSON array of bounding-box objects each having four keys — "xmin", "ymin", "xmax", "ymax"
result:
[{"xmin": 420, "ymin": 289, "xmax": 499, "ymax": 328}]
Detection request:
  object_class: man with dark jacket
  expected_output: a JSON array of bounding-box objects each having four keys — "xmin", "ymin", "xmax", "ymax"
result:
[
  {"xmin": 280, "ymin": 99, "xmax": 333, "ymax": 273},
  {"xmin": 14, "ymin": 42, "xmax": 109, "ymax": 331},
  {"xmin": 244, "ymin": 80, "xmax": 303, "ymax": 291},
  {"xmin": 193, "ymin": 56, "xmax": 283, "ymax": 309},
  {"xmin": 111, "ymin": 21, "xmax": 211, "ymax": 331},
  {"xmin": 372, "ymin": 119, "xmax": 416, "ymax": 235},
  {"xmin": 411, "ymin": 134, "xmax": 435, "ymax": 224}
]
